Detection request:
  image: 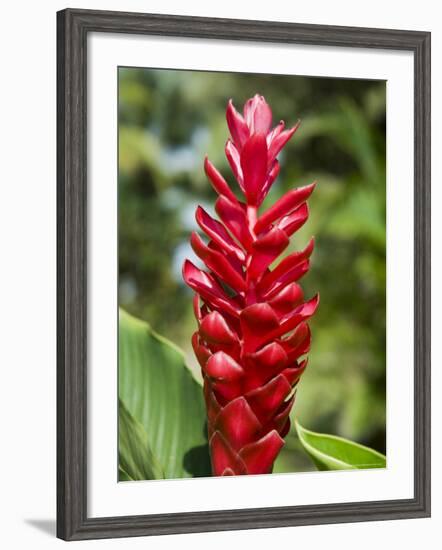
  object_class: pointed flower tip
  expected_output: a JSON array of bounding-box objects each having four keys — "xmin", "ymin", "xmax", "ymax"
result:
[
  {"xmin": 251, "ymin": 93, "xmax": 267, "ymax": 104},
  {"xmin": 311, "ymin": 293, "xmax": 320, "ymax": 309},
  {"xmin": 181, "ymin": 258, "xmax": 192, "ymax": 281},
  {"xmin": 307, "ymin": 236, "xmax": 316, "ymax": 254},
  {"xmin": 226, "ymin": 100, "xmax": 250, "ymax": 149},
  {"xmin": 307, "ymin": 181, "xmax": 318, "ymax": 197},
  {"xmin": 285, "ymin": 120, "xmax": 301, "ymax": 139},
  {"xmin": 189, "ymin": 230, "xmax": 202, "ymax": 252},
  {"xmin": 203, "ymin": 156, "xmax": 211, "ymax": 174},
  {"xmin": 302, "ymin": 181, "xmax": 317, "ymax": 195},
  {"xmin": 226, "ymin": 99, "xmax": 235, "ymax": 117},
  {"xmin": 244, "ymin": 94, "xmax": 272, "ymax": 136},
  {"xmin": 195, "ymin": 204, "xmax": 204, "ymax": 222}
]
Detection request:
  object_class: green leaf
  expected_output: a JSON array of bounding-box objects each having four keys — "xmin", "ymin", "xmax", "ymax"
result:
[
  {"xmin": 118, "ymin": 466, "xmax": 133, "ymax": 481},
  {"xmin": 118, "ymin": 399, "xmax": 164, "ymax": 481},
  {"xmin": 119, "ymin": 308, "xmax": 211, "ymax": 479},
  {"xmin": 295, "ymin": 421, "xmax": 386, "ymax": 471}
]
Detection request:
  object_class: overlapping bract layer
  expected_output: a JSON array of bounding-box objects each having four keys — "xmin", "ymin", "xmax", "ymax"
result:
[{"xmin": 183, "ymin": 95, "xmax": 318, "ymax": 476}]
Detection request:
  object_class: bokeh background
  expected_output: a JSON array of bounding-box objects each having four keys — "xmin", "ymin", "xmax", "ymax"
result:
[{"xmin": 118, "ymin": 67, "xmax": 386, "ymax": 473}]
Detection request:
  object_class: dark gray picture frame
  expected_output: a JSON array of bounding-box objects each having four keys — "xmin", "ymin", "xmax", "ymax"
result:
[{"xmin": 57, "ymin": 8, "xmax": 431, "ymax": 541}]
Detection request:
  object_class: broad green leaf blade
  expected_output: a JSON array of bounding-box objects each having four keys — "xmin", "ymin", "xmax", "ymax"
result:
[
  {"xmin": 296, "ymin": 421, "xmax": 386, "ymax": 471},
  {"xmin": 118, "ymin": 466, "xmax": 133, "ymax": 481},
  {"xmin": 118, "ymin": 399, "xmax": 164, "ymax": 481},
  {"xmin": 119, "ymin": 309, "xmax": 211, "ymax": 479}
]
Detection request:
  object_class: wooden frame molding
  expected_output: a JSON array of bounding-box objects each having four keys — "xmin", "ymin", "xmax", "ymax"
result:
[{"xmin": 57, "ymin": 8, "xmax": 431, "ymax": 541}]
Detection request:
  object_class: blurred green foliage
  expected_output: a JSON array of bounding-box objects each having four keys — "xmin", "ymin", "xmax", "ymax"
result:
[{"xmin": 118, "ymin": 67, "xmax": 386, "ymax": 472}]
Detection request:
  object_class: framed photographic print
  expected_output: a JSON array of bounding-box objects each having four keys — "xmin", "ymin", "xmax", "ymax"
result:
[{"xmin": 57, "ymin": 8, "xmax": 431, "ymax": 541}]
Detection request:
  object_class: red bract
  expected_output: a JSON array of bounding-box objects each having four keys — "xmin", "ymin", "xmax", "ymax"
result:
[{"xmin": 183, "ymin": 94, "xmax": 319, "ymax": 476}]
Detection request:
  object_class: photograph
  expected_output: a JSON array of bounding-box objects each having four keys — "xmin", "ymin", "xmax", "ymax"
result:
[{"xmin": 117, "ymin": 67, "xmax": 387, "ymax": 481}]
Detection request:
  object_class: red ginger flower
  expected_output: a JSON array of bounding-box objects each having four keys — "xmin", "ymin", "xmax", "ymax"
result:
[{"xmin": 183, "ymin": 94, "xmax": 319, "ymax": 476}]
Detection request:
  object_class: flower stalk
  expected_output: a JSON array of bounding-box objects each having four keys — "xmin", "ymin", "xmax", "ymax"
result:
[{"xmin": 183, "ymin": 95, "xmax": 319, "ymax": 476}]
